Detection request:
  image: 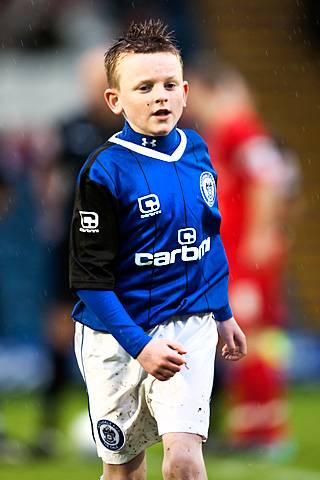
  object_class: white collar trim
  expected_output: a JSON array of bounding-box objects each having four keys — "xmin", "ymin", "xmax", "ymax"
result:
[{"xmin": 108, "ymin": 128, "xmax": 187, "ymax": 162}]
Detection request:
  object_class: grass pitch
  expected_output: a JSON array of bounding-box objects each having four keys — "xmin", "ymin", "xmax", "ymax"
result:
[{"xmin": 0, "ymin": 386, "xmax": 319, "ymax": 479}]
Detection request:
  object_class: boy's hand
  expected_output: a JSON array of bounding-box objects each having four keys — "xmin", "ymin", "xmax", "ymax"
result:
[
  {"xmin": 137, "ymin": 339, "xmax": 187, "ymax": 381},
  {"xmin": 217, "ymin": 317, "xmax": 247, "ymax": 361}
]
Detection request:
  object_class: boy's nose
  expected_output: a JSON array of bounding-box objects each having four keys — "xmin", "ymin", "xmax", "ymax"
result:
[
  {"xmin": 155, "ymin": 96, "xmax": 168, "ymax": 104},
  {"xmin": 154, "ymin": 85, "xmax": 168, "ymax": 103}
]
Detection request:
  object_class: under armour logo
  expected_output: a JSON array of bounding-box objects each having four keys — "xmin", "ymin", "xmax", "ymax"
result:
[{"xmin": 142, "ymin": 137, "xmax": 157, "ymax": 147}]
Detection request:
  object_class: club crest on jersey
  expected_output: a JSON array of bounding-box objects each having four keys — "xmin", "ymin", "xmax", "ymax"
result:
[
  {"xmin": 200, "ymin": 171, "xmax": 216, "ymax": 207},
  {"xmin": 79, "ymin": 211, "xmax": 99, "ymax": 233},
  {"xmin": 141, "ymin": 137, "xmax": 157, "ymax": 147},
  {"xmin": 97, "ymin": 420, "xmax": 125, "ymax": 451},
  {"xmin": 138, "ymin": 194, "xmax": 162, "ymax": 218}
]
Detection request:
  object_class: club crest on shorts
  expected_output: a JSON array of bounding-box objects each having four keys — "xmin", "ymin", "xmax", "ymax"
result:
[
  {"xmin": 97, "ymin": 420, "xmax": 125, "ymax": 451},
  {"xmin": 200, "ymin": 171, "xmax": 216, "ymax": 207}
]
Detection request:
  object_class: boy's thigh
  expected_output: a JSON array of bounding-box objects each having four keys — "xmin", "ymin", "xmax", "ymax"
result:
[
  {"xmin": 74, "ymin": 323, "xmax": 160, "ymax": 465},
  {"xmin": 145, "ymin": 313, "xmax": 218, "ymax": 440}
]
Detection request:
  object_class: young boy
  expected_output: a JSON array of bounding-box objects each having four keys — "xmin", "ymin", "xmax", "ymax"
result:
[{"xmin": 69, "ymin": 20, "xmax": 247, "ymax": 480}]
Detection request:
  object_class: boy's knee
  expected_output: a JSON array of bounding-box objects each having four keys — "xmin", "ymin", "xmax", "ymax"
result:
[{"xmin": 162, "ymin": 452, "xmax": 203, "ymax": 480}]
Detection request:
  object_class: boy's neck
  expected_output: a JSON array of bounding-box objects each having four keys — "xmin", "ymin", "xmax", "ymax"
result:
[{"xmin": 119, "ymin": 121, "xmax": 180, "ymax": 154}]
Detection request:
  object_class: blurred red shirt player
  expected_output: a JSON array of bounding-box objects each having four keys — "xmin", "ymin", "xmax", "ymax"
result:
[
  {"xmin": 211, "ymin": 109, "xmax": 288, "ymax": 330},
  {"xmin": 187, "ymin": 56, "xmax": 299, "ymax": 452}
]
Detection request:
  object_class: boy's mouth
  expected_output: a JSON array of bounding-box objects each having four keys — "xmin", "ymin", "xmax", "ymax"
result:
[{"xmin": 153, "ymin": 109, "xmax": 171, "ymax": 117}]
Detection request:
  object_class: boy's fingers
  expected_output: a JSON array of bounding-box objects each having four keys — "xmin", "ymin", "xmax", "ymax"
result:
[
  {"xmin": 222, "ymin": 346, "xmax": 241, "ymax": 361},
  {"xmin": 156, "ymin": 373, "xmax": 169, "ymax": 382},
  {"xmin": 167, "ymin": 353, "xmax": 185, "ymax": 366},
  {"xmin": 163, "ymin": 359, "xmax": 182, "ymax": 371},
  {"xmin": 239, "ymin": 340, "xmax": 247, "ymax": 356},
  {"xmin": 222, "ymin": 343, "xmax": 246, "ymax": 361},
  {"xmin": 225, "ymin": 335, "xmax": 236, "ymax": 353},
  {"xmin": 160, "ymin": 366, "xmax": 178, "ymax": 377},
  {"xmin": 222, "ymin": 344, "xmax": 233, "ymax": 358},
  {"xmin": 167, "ymin": 341, "xmax": 187, "ymax": 355},
  {"xmin": 235, "ymin": 332, "xmax": 247, "ymax": 355},
  {"xmin": 222, "ymin": 344, "xmax": 229, "ymax": 355}
]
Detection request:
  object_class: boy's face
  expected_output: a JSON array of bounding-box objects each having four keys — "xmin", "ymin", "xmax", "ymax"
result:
[{"xmin": 105, "ymin": 52, "xmax": 189, "ymax": 136}]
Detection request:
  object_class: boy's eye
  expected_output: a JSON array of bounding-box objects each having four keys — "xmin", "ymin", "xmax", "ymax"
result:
[
  {"xmin": 165, "ymin": 82, "xmax": 176, "ymax": 89},
  {"xmin": 139, "ymin": 84, "xmax": 152, "ymax": 92}
]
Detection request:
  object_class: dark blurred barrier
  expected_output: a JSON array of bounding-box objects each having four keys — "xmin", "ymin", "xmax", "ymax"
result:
[
  {"xmin": 288, "ymin": 331, "xmax": 320, "ymax": 383},
  {"xmin": 0, "ymin": 342, "xmax": 50, "ymax": 392}
]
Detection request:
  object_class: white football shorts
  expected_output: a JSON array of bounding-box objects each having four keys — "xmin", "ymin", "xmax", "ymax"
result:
[{"xmin": 74, "ymin": 312, "xmax": 218, "ymax": 464}]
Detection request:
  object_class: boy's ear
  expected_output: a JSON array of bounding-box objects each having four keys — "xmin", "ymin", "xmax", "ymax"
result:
[
  {"xmin": 182, "ymin": 81, "xmax": 189, "ymax": 108},
  {"xmin": 104, "ymin": 88, "xmax": 123, "ymax": 115}
]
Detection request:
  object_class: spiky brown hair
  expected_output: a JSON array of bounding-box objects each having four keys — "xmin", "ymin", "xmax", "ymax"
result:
[{"xmin": 104, "ymin": 19, "xmax": 182, "ymax": 88}]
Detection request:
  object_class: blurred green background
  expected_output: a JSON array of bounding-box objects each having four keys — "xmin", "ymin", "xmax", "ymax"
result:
[{"xmin": 0, "ymin": 386, "xmax": 319, "ymax": 479}]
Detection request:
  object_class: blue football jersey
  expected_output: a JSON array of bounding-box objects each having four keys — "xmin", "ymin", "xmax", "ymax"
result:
[{"xmin": 69, "ymin": 122, "xmax": 232, "ymax": 338}]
